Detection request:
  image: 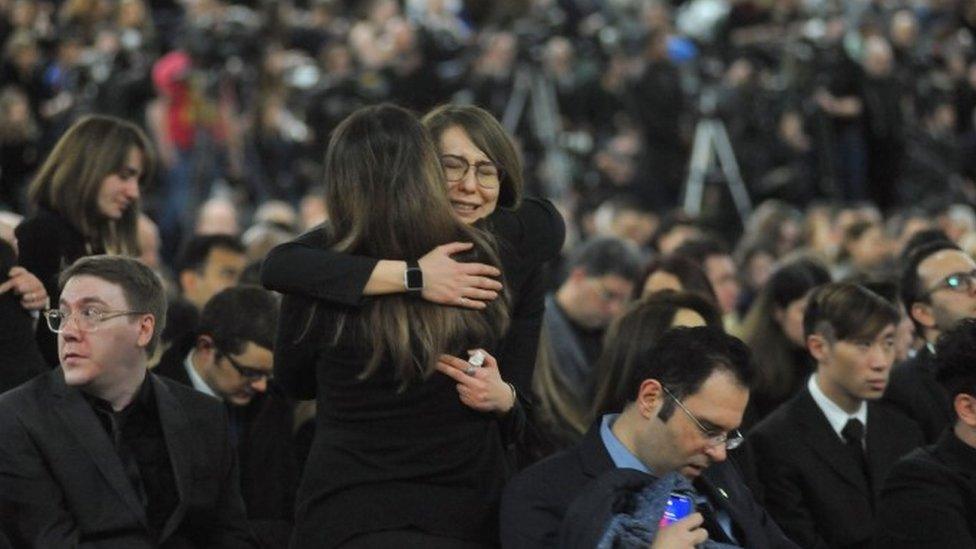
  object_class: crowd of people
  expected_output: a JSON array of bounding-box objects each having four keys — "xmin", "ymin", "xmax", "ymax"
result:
[{"xmin": 2, "ymin": 0, "xmax": 976, "ymax": 548}]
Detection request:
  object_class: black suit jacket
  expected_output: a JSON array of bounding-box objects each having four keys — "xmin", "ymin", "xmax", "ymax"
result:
[
  {"xmin": 0, "ymin": 369, "xmax": 256, "ymax": 548},
  {"xmin": 873, "ymin": 430, "xmax": 976, "ymax": 548},
  {"xmin": 749, "ymin": 388, "xmax": 925, "ymax": 549},
  {"xmin": 499, "ymin": 421, "xmax": 797, "ymax": 549},
  {"xmin": 154, "ymin": 340, "xmax": 299, "ymax": 548},
  {"xmin": 882, "ymin": 348, "xmax": 952, "ymax": 443}
]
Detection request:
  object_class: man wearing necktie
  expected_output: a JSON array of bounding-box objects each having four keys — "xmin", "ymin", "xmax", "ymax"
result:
[
  {"xmin": 501, "ymin": 326, "xmax": 798, "ymax": 548},
  {"xmin": 750, "ymin": 282, "xmax": 925, "ymax": 548}
]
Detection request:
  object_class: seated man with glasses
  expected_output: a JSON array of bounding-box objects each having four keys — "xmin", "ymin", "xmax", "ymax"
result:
[
  {"xmin": 750, "ymin": 282, "xmax": 924, "ymax": 549},
  {"xmin": 154, "ymin": 285, "xmax": 298, "ymax": 547},
  {"xmin": 0, "ymin": 255, "xmax": 255, "ymax": 547},
  {"xmin": 501, "ymin": 326, "xmax": 796, "ymax": 548},
  {"xmin": 883, "ymin": 240, "xmax": 976, "ymax": 443}
]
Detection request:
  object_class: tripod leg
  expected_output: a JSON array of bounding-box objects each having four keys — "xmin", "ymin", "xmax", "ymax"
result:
[
  {"xmin": 502, "ymin": 68, "xmax": 531, "ymax": 135},
  {"xmin": 711, "ymin": 120, "xmax": 753, "ymax": 222},
  {"xmin": 683, "ymin": 121, "xmax": 716, "ymax": 216}
]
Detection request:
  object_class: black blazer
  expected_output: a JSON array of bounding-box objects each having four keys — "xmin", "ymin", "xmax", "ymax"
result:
[
  {"xmin": 500, "ymin": 421, "xmax": 797, "ymax": 549},
  {"xmin": 881, "ymin": 347, "xmax": 952, "ymax": 443},
  {"xmin": 749, "ymin": 387, "xmax": 925, "ymax": 549},
  {"xmin": 16, "ymin": 208, "xmax": 103, "ymax": 367},
  {"xmin": 873, "ymin": 430, "xmax": 976, "ymax": 548},
  {"xmin": 0, "ymin": 369, "xmax": 256, "ymax": 548},
  {"xmin": 154, "ymin": 339, "xmax": 299, "ymax": 548}
]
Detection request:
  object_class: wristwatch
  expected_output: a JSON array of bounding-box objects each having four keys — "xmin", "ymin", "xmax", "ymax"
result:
[{"xmin": 404, "ymin": 259, "xmax": 423, "ymax": 295}]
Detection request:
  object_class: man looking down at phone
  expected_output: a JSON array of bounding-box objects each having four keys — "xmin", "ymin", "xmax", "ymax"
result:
[{"xmin": 500, "ymin": 326, "xmax": 796, "ymax": 548}]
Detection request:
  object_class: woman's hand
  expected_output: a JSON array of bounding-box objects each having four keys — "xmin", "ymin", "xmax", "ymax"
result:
[
  {"xmin": 650, "ymin": 513, "xmax": 708, "ymax": 549},
  {"xmin": 418, "ymin": 242, "xmax": 502, "ymax": 309},
  {"xmin": 435, "ymin": 349, "xmax": 516, "ymax": 414},
  {"xmin": 0, "ymin": 267, "xmax": 49, "ymax": 311}
]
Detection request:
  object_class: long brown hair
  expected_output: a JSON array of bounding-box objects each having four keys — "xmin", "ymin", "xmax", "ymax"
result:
[
  {"xmin": 324, "ymin": 104, "xmax": 509, "ymax": 383},
  {"xmin": 423, "ymin": 104, "xmax": 523, "ymax": 209},
  {"xmin": 28, "ymin": 115, "xmax": 154, "ymax": 255}
]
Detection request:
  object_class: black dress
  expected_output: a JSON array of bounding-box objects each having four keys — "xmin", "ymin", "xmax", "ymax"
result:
[
  {"xmin": 264, "ymin": 199, "xmax": 564, "ymax": 547},
  {"xmin": 15, "ymin": 207, "xmax": 103, "ymax": 367},
  {"xmin": 0, "ymin": 240, "xmax": 45, "ymax": 394}
]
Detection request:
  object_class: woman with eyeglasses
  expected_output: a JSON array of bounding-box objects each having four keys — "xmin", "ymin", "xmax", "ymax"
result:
[
  {"xmin": 15, "ymin": 115, "xmax": 155, "ymax": 365},
  {"xmin": 263, "ymin": 105, "xmax": 565, "ymax": 468},
  {"xmin": 273, "ymin": 104, "xmax": 551, "ymax": 548}
]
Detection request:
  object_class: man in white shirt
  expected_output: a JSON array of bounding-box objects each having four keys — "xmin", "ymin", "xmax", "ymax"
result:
[{"xmin": 750, "ymin": 282, "xmax": 925, "ymax": 548}]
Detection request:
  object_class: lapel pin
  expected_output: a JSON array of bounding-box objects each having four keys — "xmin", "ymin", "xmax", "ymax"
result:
[{"xmin": 718, "ymin": 488, "xmax": 729, "ymax": 499}]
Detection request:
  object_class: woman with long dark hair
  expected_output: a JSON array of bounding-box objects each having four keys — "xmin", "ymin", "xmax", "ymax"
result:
[
  {"xmin": 16, "ymin": 114, "xmax": 155, "ymax": 363},
  {"xmin": 737, "ymin": 257, "xmax": 831, "ymax": 426},
  {"xmin": 262, "ymin": 104, "xmax": 565, "ymax": 465},
  {"xmin": 274, "ymin": 104, "xmax": 527, "ymax": 547}
]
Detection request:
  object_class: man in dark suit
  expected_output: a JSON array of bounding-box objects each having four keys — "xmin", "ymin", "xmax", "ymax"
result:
[
  {"xmin": 750, "ymin": 282, "xmax": 925, "ymax": 548},
  {"xmin": 884, "ymin": 240, "xmax": 976, "ymax": 442},
  {"xmin": 155, "ymin": 285, "xmax": 298, "ymax": 547},
  {"xmin": 0, "ymin": 255, "xmax": 255, "ymax": 547},
  {"xmin": 501, "ymin": 326, "xmax": 797, "ymax": 548},
  {"xmin": 874, "ymin": 318, "xmax": 976, "ymax": 547}
]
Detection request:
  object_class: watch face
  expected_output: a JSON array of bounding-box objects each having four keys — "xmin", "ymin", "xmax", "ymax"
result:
[{"xmin": 406, "ymin": 267, "xmax": 423, "ymax": 290}]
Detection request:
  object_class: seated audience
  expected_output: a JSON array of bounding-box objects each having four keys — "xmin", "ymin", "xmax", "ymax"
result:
[
  {"xmin": 874, "ymin": 318, "xmax": 976, "ymax": 547},
  {"xmin": 0, "ymin": 255, "xmax": 254, "ymax": 547},
  {"xmin": 154, "ymin": 285, "xmax": 297, "ymax": 547},
  {"xmin": 502, "ymin": 326, "xmax": 797, "ymax": 548},
  {"xmin": 750, "ymin": 282, "xmax": 924, "ymax": 548}
]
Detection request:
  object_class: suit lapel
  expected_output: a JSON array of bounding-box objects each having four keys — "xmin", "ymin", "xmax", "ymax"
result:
[
  {"xmin": 795, "ymin": 390, "xmax": 872, "ymax": 497},
  {"xmin": 864, "ymin": 403, "xmax": 903, "ymax": 500},
  {"xmin": 49, "ymin": 369, "xmax": 149, "ymax": 528},
  {"xmin": 152, "ymin": 375, "xmax": 194, "ymax": 542},
  {"xmin": 578, "ymin": 420, "xmax": 615, "ymax": 480}
]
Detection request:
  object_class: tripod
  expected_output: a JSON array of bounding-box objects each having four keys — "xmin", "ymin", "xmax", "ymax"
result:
[
  {"xmin": 682, "ymin": 90, "xmax": 753, "ymax": 224},
  {"xmin": 502, "ymin": 63, "xmax": 573, "ymax": 199}
]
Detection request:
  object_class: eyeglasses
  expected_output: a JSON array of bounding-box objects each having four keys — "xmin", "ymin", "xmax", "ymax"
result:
[
  {"xmin": 662, "ymin": 385, "xmax": 744, "ymax": 450},
  {"xmin": 922, "ymin": 269, "xmax": 976, "ymax": 299},
  {"xmin": 440, "ymin": 154, "xmax": 501, "ymax": 188},
  {"xmin": 44, "ymin": 307, "xmax": 147, "ymax": 333},
  {"xmin": 218, "ymin": 349, "xmax": 272, "ymax": 382}
]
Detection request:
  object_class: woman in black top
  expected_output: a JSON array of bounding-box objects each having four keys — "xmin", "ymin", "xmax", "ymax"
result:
[
  {"xmin": 15, "ymin": 115, "xmax": 154, "ymax": 364},
  {"xmin": 263, "ymin": 105, "xmax": 565, "ymax": 466},
  {"xmin": 274, "ymin": 104, "xmax": 532, "ymax": 547}
]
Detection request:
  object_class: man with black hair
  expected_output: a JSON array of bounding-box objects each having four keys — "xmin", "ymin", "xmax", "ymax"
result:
[
  {"xmin": 174, "ymin": 234, "xmax": 246, "ymax": 312},
  {"xmin": 155, "ymin": 285, "xmax": 297, "ymax": 547},
  {"xmin": 162, "ymin": 234, "xmax": 247, "ymax": 356},
  {"xmin": 750, "ymin": 282, "xmax": 924, "ymax": 548},
  {"xmin": 502, "ymin": 326, "xmax": 795, "ymax": 548},
  {"xmin": 874, "ymin": 318, "xmax": 976, "ymax": 547},
  {"xmin": 673, "ymin": 236, "xmax": 741, "ymax": 318},
  {"xmin": 884, "ymin": 240, "xmax": 976, "ymax": 442}
]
